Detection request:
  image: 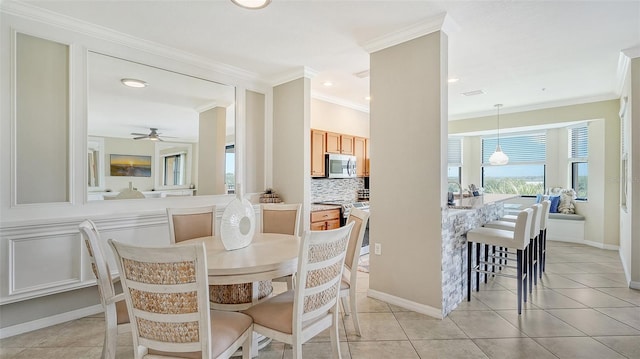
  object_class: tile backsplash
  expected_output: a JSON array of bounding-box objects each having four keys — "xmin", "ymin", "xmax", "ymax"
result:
[{"xmin": 311, "ymin": 178, "xmax": 364, "ymax": 202}]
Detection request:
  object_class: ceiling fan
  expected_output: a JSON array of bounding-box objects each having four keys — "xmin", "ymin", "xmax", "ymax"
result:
[{"xmin": 131, "ymin": 128, "xmax": 173, "ymax": 141}]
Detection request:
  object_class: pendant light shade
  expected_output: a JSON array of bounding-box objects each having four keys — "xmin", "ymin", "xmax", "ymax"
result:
[
  {"xmin": 489, "ymin": 104, "xmax": 509, "ymax": 165},
  {"xmin": 231, "ymin": 0, "xmax": 271, "ymax": 9}
]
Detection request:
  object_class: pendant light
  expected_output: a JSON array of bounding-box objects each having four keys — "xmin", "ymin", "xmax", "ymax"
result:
[
  {"xmin": 231, "ymin": 0, "xmax": 271, "ymax": 9},
  {"xmin": 489, "ymin": 104, "xmax": 509, "ymax": 165}
]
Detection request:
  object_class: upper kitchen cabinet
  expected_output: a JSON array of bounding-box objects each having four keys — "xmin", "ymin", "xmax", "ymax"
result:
[
  {"xmin": 326, "ymin": 132, "xmax": 354, "ymax": 155},
  {"xmin": 311, "ymin": 130, "xmax": 326, "ymax": 177},
  {"xmin": 340, "ymin": 134, "xmax": 354, "ymax": 155},
  {"xmin": 354, "ymin": 137, "xmax": 368, "ymax": 177}
]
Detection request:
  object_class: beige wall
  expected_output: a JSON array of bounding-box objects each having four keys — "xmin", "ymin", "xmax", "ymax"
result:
[
  {"xmin": 450, "ymin": 100, "xmax": 620, "ymax": 248},
  {"xmin": 198, "ymin": 107, "xmax": 227, "ymax": 195},
  {"xmin": 369, "ymin": 31, "xmax": 447, "ymax": 311},
  {"xmin": 272, "ymin": 77, "xmax": 311, "ymax": 231},
  {"xmin": 310, "ymin": 98, "xmax": 369, "ymax": 137},
  {"xmin": 245, "ymin": 90, "xmax": 266, "ymax": 194},
  {"xmin": 16, "ymin": 33, "xmax": 69, "ymax": 204}
]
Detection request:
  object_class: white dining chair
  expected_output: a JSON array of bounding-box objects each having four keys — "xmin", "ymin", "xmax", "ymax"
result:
[
  {"xmin": 242, "ymin": 222, "xmax": 355, "ymax": 359},
  {"xmin": 340, "ymin": 208, "xmax": 370, "ymax": 336},
  {"xmin": 78, "ymin": 220, "xmax": 130, "ymax": 359},
  {"xmin": 108, "ymin": 239, "xmax": 253, "ymax": 359},
  {"xmin": 260, "ymin": 203, "xmax": 302, "ymax": 289}
]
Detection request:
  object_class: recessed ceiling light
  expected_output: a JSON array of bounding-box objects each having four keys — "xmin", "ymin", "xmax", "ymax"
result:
[
  {"xmin": 121, "ymin": 78, "xmax": 147, "ymax": 88},
  {"xmin": 323, "ymin": 81, "xmax": 333, "ymax": 87},
  {"xmin": 461, "ymin": 90, "xmax": 485, "ymax": 96},
  {"xmin": 365, "ymin": 96, "xmax": 371, "ymax": 101},
  {"xmin": 448, "ymin": 78, "xmax": 460, "ymax": 83},
  {"xmin": 231, "ymin": 0, "xmax": 271, "ymax": 9}
]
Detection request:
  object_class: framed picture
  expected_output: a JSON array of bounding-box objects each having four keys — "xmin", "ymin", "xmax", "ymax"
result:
[{"xmin": 110, "ymin": 154, "xmax": 152, "ymax": 177}]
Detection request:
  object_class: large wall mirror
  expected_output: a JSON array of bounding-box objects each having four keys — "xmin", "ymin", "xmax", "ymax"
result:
[{"xmin": 87, "ymin": 52, "xmax": 236, "ymax": 201}]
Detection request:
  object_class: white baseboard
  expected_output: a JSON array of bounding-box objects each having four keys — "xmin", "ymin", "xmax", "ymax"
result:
[
  {"xmin": 0, "ymin": 304, "xmax": 103, "ymax": 339},
  {"xmin": 547, "ymin": 237, "xmax": 619, "ymax": 251},
  {"xmin": 630, "ymin": 281, "xmax": 640, "ymax": 290},
  {"xmin": 367, "ymin": 289, "xmax": 443, "ymax": 319}
]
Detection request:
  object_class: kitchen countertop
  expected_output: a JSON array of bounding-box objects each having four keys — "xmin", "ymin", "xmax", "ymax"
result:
[
  {"xmin": 448, "ymin": 194, "xmax": 519, "ymax": 211},
  {"xmin": 310, "ymin": 204, "xmax": 342, "ymax": 212}
]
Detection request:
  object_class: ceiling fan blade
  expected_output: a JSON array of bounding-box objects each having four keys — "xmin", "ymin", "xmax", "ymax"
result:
[
  {"xmin": 133, "ymin": 136, "xmax": 147, "ymax": 140},
  {"xmin": 130, "ymin": 132, "xmax": 147, "ymax": 136}
]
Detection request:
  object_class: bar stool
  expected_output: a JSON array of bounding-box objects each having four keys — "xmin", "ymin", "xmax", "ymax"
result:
[
  {"xmin": 495, "ymin": 200, "xmax": 550, "ymax": 280},
  {"xmin": 485, "ymin": 203, "xmax": 542, "ymax": 292},
  {"xmin": 466, "ymin": 208, "xmax": 533, "ymax": 314},
  {"xmin": 538, "ymin": 200, "xmax": 551, "ymax": 275}
]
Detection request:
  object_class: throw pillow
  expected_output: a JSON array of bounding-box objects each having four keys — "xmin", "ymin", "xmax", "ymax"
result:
[
  {"xmin": 549, "ymin": 195, "xmax": 561, "ymax": 213},
  {"xmin": 536, "ymin": 194, "xmax": 543, "ymax": 203}
]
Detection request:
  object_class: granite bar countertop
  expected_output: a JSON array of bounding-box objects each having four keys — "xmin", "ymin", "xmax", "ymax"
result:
[{"xmin": 448, "ymin": 194, "xmax": 519, "ymax": 214}]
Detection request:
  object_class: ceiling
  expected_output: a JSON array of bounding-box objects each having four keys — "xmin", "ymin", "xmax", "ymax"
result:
[{"xmin": 15, "ymin": 1, "xmax": 640, "ymax": 120}]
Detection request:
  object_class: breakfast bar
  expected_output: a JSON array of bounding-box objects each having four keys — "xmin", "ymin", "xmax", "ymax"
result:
[{"xmin": 441, "ymin": 194, "xmax": 519, "ymax": 316}]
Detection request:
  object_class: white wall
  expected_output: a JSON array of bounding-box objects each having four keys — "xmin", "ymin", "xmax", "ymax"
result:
[{"xmin": 310, "ymin": 98, "xmax": 369, "ymax": 137}]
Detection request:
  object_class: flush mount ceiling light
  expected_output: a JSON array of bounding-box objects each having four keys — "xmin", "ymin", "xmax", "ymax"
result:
[
  {"xmin": 323, "ymin": 81, "xmax": 333, "ymax": 87},
  {"xmin": 365, "ymin": 96, "xmax": 371, "ymax": 101},
  {"xmin": 489, "ymin": 104, "xmax": 509, "ymax": 166},
  {"xmin": 448, "ymin": 78, "xmax": 459, "ymax": 83},
  {"xmin": 231, "ymin": 0, "xmax": 271, "ymax": 9},
  {"xmin": 121, "ymin": 78, "xmax": 147, "ymax": 88}
]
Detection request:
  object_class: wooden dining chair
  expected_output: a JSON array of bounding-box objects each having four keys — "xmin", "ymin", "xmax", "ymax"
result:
[
  {"xmin": 167, "ymin": 205, "xmax": 217, "ymax": 244},
  {"xmin": 108, "ymin": 239, "xmax": 253, "ymax": 359},
  {"xmin": 260, "ymin": 203, "xmax": 302, "ymax": 289},
  {"xmin": 78, "ymin": 220, "xmax": 130, "ymax": 359},
  {"xmin": 167, "ymin": 205, "xmax": 272, "ymax": 311},
  {"xmin": 339, "ymin": 208, "xmax": 370, "ymax": 336},
  {"xmin": 242, "ymin": 222, "xmax": 355, "ymax": 359}
]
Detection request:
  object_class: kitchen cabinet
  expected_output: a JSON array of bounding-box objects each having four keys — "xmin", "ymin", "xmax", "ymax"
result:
[
  {"xmin": 354, "ymin": 136, "xmax": 367, "ymax": 177},
  {"xmin": 311, "ymin": 130, "xmax": 326, "ymax": 177},
  {"xmin": 310, "ymin": 208, "xmax": 341, "ymax": 230},
  {"xmin": 326, "ymin": 132, "xmax": 341, "ymax": 153},
  {"xmin": 340, "ymin": 135, "xmax": 354, "ymax": 155}
]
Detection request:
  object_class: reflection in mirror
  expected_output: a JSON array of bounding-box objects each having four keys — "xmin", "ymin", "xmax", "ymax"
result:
[{"xmin": 87, "ymin": 52, "xmax": 235, "ymax": 201}]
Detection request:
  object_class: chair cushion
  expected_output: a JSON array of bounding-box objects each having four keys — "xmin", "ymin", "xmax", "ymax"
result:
[
  {"xmin": 148, "ymin": 310, "xmax": 252, "ymax": 358},
  {"xmin": 484, "ymin": 220, "xmax": 516, "ymax": 231},
  {"xmin": 115, "ymin": 299, "xmax": 129, "ymax": 325},
  {"xmin": 467, "ymin": 227, "xmax": 527, "ymax": 250},
  {"xmin": 340, "ymin": 278, "xmax": 350, "ymax": 291},
  {"xmin": 242, "ymin": 290, "xmax": 294, "ymax": 334},
  {"xmin": 172, "ymin": 213, "xmax": 213, "ymax": 243}
]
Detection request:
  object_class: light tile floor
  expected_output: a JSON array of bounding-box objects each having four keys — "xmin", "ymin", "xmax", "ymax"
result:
[{"xmin": 2, "ymin": 241, "xmax": 640, "ymax": 358}]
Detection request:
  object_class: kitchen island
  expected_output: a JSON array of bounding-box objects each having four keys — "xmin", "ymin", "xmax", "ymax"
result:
[{"xmin": 441, "ymin": 194, "xmax": 519, "ymax": 316}]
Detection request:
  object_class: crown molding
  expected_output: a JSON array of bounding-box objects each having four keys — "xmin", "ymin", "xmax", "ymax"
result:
[
  {"xmin": 449, "ymin": 93, "xmax": 619, "ymax": 121},
  {"xmin": 0, "ymin": 1, "xmax": 264, "ymax": 84},
  {"xmin": 311, "ymin": 91, "xmax": 370, "ymax": 114},
  {"xmin": 361, "ymin": 12, "xmax": 459, "ymax": 54},
  {"xmin": 270, "ymin": 66, "xmax": 318, "ymax": 87}
]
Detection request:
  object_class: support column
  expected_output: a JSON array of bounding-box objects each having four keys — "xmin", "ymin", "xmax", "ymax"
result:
[
  {"xmin": 367, "ymin": 29, "xmax": 448, "ymax": 316},
  {"xmin": 272, "ymin": 72, "xmax": 313, "ymax": 232}
]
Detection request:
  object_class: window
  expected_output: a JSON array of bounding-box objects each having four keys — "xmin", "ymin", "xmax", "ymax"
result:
[
  {"xmin": 482, "ymin": 133, "xmax": 546, "ymax": 195},
  {"xmin": 226, "ymin": 145, "xmax": 235, "ymax": 194},
  {"xmin": 569, "ymin": 124, "xmax": 588, "ymax": 199},
  {"xmin": 447, "ymin": 137, "xmax": 462, "ymax": 192},
  {"xmin": 163, "ymin": 153, "xmax": 186, "ymax": 186}
]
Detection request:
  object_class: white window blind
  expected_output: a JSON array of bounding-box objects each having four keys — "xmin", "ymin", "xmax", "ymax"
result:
[
  {"xmin": 569, "ymin": 124, "xmax": 588, "ymax": 161},
  {"xmin": 448, "ymin": 137, "xmax": 462, "ymax": 166},
  {"xmin": 482, "ymin": 133, "xmax": 546, "ymax": 165}
]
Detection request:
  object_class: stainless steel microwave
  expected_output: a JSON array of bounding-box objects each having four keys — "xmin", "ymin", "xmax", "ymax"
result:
[{"xmin": 325, "ymin": 154, "xmax": 357, "ymax": 178}]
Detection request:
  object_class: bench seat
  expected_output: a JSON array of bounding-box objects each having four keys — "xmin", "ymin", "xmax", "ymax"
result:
[
  {"xmin": 548, "ymin": 213, "xmax": 585, "ymax": 221},
  {"xmin": 547, "ymin": 213, "xmax": 585, "ymax": 243}
]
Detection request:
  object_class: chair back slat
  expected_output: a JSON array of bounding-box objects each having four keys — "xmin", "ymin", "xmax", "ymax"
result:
[
  {"xmin": 261, "ymin": 203, "xmax": 302, "ymax": 237},
  {"xmin": 294, "ymin": 222, "xmax": 354, "ymax": 325},
  {"xmin": 167, "ymin": 206, "xmax": 216, "ymax": 243},
  {"xmin": 109, "ymin": 240, "xmax": 211, "ymax": 357}
]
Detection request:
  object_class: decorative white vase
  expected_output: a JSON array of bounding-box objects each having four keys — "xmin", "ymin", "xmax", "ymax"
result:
[{"xmin": 220, "ymin": 184, "xmax": 256, "ymax": 251}]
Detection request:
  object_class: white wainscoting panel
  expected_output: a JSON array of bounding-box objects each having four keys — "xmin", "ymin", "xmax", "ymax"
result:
[{"xmin": 10, "ymin": 232, "xmax": 81, "ymax": 295}]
